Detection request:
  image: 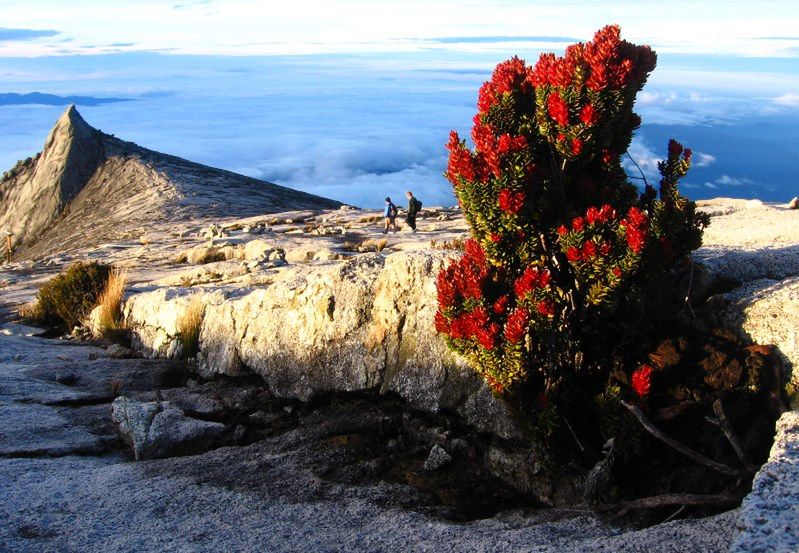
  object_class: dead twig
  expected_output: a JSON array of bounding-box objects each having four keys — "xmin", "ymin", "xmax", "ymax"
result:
[
  {"xmin": 606, "ymin": 492, "xmax": 739, "ymax": 518},
  {"xmin": 710, "ymin": 399, "xmax": 757, "ymax": 473},
  {"xmin": 620, "ymin": 400, "xmax": 740, "ymax": 476},
  {"xmin": 563, "ymin": 416, "xmax": 588, "ymax": 456}
]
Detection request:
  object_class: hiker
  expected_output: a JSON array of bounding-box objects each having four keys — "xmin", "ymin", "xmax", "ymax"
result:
[
  {"xmin": 405, "ymin": 190, "xmax": 422, "ymax": 233},
  {"xmin": 3, "ymin": 231, "xmax": 12, "ymax": 263},
  {"xmin": 383, "ymin": 197, "xmax": 398, "ymax": 234}
]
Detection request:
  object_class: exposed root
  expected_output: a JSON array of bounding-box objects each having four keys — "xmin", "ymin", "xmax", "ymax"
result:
[{"xmin": 620, "ymin": 400, "xmax": 741, "ymax": 476}]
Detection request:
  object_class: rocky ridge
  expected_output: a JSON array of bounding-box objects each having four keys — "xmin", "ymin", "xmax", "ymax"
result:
[{"xmin": 0, "ymin": 106, "xmax": 342, "ymax": 260}]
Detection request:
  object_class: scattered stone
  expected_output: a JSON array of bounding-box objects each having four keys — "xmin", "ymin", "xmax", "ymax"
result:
[
  {"xmin": 111, "ymin": 397, "xmax": 227, "ymax": 460},
  {"xmin": 249, "ymin": 411, "xmax": 283, "ymax": 427},
  {"xmin": 106, "ymin": 344, "xmax": 138, "ymax": 359},
  {"xmin": 233, "ymin": 424, "xmax": 248, "ymax": 444},
  {"xmin": 423, "ymin": 444, "xmax": 452, "ymax": 471},
  {"xmin": 201, "ymin": 224, "xmax": 229, "ymax": 240},
  {"xmin": 449, "ymin": 438, "xmax": 469, "ymax": 453},
  {"xmin": 54, "ymin": 372, "xmax": 77, "ymax": 385},
  {"xmin": 71, "ymin": 326, "xmax": 92, "ymax": 340}
]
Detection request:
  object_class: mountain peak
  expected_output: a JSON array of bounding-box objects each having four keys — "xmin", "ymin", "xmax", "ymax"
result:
[
  {"xmin": 1, "ymin": 108, "xmax": 342, "ymax": 259},
  {"xmin": 46, "ymin": 104, "xmax": 98, "ymax": 149}
]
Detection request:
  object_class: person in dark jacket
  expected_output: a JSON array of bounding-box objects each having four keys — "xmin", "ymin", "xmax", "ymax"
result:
[
  {"xmin": 405, "ymin": 190, "xmax": 422, "ymax": 233},
  {"xmin": 382, "ymin": 197, "xmax": 397, "ymax": 233}
]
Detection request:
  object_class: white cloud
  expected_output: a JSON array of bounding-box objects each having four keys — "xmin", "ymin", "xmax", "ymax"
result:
[
  {"xmin": 693, "ymin": 152, "xmax": 716, "ymax": 167},
  {"xmin": 1, "ymin": 0, "xmax": 799, "ymax": 57},
  {"xmin": 715, "ymin": 175, "xmax": 756, "ymax": 186},
  {"xmin": 774, "ymin": 93, "xmax": 799, "ymax": 106}
]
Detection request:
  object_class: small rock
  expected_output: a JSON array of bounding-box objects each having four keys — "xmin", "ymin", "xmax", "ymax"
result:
[
  {"xmin": 423, "ymin": 445, "xmax": 453, "ymax": 471},
  {"xmin": 87, "ymin": 352, "xmax": 98, "ymax": 361},
  {"xmin": 789, "ymin": 197, "xmax": 799, "ymax": 209},
  {"xmin": 449, "ymin": 438, "xmax": 469, "ymax": 453},
  {"xmin": 249, "ymin": 411, "xmax": 283, "ymax": 427},
  {"xmin": 106, "ymin": 343, "xmax": 138, "ymax": 359},
  {"xmin": 55, "ymin": 372, "xmax": 76, "ymax": 385},
  {"xmin": 111, "ymin": 397, "xmax": 227, "ymax": 460},
  {"xmin": 233, "ymin": 425, "xmax": 248, "ymax": 444}
]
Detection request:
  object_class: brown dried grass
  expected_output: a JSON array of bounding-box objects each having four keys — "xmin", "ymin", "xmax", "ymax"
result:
[{"xmin": 177, "ymin": 295, "xmax": 205, "ymax": 359}]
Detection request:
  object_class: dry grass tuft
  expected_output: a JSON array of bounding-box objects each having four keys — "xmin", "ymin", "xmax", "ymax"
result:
[
  {"xmin": 21, "ymin": 261, "xmax": 111, "ymax": 331},
  {"xmin": 430, "ymin": 236, "xmax": 467, "ymax": 251},
  {"xmin": 96, "ymin": 268, "xmax": 127, "ymax": 339},
  {"xmin": 17, "ymin": 301, "xmax": 44, "ymax": 322},
  {"xmin": 177, "ymin": 295, "xmax": 205, "ymax": 360}
]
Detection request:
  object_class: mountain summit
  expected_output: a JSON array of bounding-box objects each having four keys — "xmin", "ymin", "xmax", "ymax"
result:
[{"xmin": 0, "ymin": 105, "xmax": 342, "ymax": 259}]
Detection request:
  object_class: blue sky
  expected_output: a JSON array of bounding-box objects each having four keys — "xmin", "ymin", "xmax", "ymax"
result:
[{"xmin": 1, "ymin": 0, "xmax": 798, "ymax": 206}]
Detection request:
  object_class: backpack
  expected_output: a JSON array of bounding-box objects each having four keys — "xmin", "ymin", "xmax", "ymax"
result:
[
  {"xmin": 390, "ymin": 203, "xmax": 398, "ymax": 217},
  {"xmin": 413, "ymin": 198, "xmax": 422, "ymax": 212}
]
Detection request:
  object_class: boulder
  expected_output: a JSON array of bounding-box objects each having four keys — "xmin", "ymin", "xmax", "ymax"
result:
[
  {"xmin": 707, "ymin": 277, "xmax": 799, "ymax": 387},
  {"xmin": 730, "ymin": 410, "xmax": 799, "ymax": 552},
  {"xmin": 243, "ymin": 239, "xmax": 275, "ymax": 261},
  {"xmin": 111, "ymin": 396, "xmax": 226, "ymax": 460},
  {"xmin": 125, "ymin": 252, "xmax": 521, "ymax": 438},
  {"xmin": 423, "ymin": 445, "xmax": 452, "ymax": 471}
]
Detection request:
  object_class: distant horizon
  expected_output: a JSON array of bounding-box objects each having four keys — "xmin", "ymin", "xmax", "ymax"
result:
[{"xmin": 1, "ymin": 1, "xmax": 797, "ymax": 207}]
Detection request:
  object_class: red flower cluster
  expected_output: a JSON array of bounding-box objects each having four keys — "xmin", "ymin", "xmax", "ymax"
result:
[
  {"xmin": 499, "ymin": 188, "xmax": 526, "ymax": 214},
  {"xmin": 504, "ymin": 307, "xmax": 529, "ymax": 343},
  {"xmin": 547, "ymin": 92, "xmax": 570, "ymax": 127},
  {"xmin": 631, "ymin": 364, "xmax": 653, "ymax": 398},
  {"xmin": 579, "ymin": 103, "xmax": 598, "ymax": 126},
  {"xmin": 513, "ymin": 266, "xmax": 551, "ymax": 299},
  {"xmin": 585, "ymin": 204, "xmax": 616, "ymax": 225},
  {"xmin": 493, "ymin": 295, "xmax": 510, "ymax": 314},
  {"xmin": 477, "ymin": 56, "xmax": 531, "ymax": 114},
  {"xmin": 469, "ymin": 121, "xmax": 530, "ymax": 178},
  {"xmin": 536, "ymin": 299, "xmax": 556, "ymax": 317},
  {"xmin": 497, "ymin": 133, "xmax": 527, "ymax": 154},
  {"xmin": 582, "ymin": 25, "xmax": 655, "ymax": 92},
  {"xmin": 436, "ymin": 239, "xmax": 489, "ymax": 308},
  {"xmin": 566, "ymin": 240, "xmax": 603, "ymax": 262},
  {"xmin": 621, "ymin": 206, "xmax": 649, "ymax": 253},
  {"xmin": 446, "ymin": 131, "xmax": 487, "ymax": 185},
  {"xmin": 444, "ymin": 306, "xmax": 500, "ymax": 350}
]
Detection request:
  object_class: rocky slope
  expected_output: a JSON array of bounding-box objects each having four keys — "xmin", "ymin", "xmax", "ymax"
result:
[
  {"xmin": 0, "ymin": 106, "xmax": 342, "ymax": 260},
  {"xmin": 1, "ymin": 195, "xmax": 798, "ymax": 550}
]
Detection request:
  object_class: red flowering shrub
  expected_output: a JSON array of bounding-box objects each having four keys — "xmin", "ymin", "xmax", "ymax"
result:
[{"xmin": 436, "ymin": 26, "xmax": 708, "ymax": 405}]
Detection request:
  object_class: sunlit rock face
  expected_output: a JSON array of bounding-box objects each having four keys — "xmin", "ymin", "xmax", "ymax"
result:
[{"xmin": 122, "ymin": 250, "xmax": 521, "ymax": 440}]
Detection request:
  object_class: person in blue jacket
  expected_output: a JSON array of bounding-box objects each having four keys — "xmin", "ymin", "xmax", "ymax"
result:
[{"xmin": 383, "ymin": 197, "xmax": 398, "ymax": 233}]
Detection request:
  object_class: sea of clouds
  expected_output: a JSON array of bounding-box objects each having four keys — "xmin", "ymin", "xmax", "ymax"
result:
[{"xmin": 0, "ymin": 49, "xmax": 797, "ymax": 207}]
